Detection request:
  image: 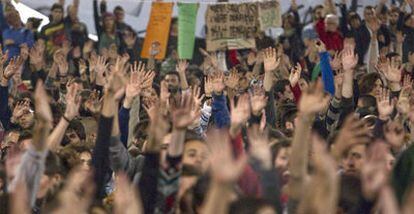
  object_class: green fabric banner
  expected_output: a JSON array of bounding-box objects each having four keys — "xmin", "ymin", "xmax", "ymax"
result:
[{"xmin": 178, "ymin": 3, "xmax": 198, "ymax": 59}]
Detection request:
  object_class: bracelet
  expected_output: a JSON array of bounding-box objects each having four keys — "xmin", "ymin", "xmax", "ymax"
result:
[{"xmin": 62, "ymin": 115, "xmax": 72, "ymax": 123}]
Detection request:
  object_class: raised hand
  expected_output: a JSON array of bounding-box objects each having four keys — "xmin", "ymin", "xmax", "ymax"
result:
[
  {"xmin": 210, "ymin": 71, "xmax": 225, "ymax": 94},
  {"xmin": 332, "ymin": 115, "xmax": 371, "ymax": 160},
  {"xmin": 397, "ymin": 79, "xmax": 410, "ymax": 115},
  {"xmin": 192, "ymin": 85, "xmax": 205, "ymax": 109},
  {"xmin": 263, "ymin": 47, "xmax": 281, "ymax": 72},
  {"xmin": 342, "ymin": 48, "xmax": 358, "ymax": 71},
  {"xmin": 298, "ymin": 80, "xmax": 330, "ymax": 115},
  {"xmin": 64, "ymin": 83, "xmax": 81, "ymax": 121},
  {"xmin": 85, "ymin": 90, "xmax": 102, "ymax": 114},
  {"xmin": 381, "ymin": 59, "xmax": 402, "ymax": 83},
  {"xmin": 3, "ymin": 56, "xmax": 23, "ymax": 81},
  {"xmin": 95, "ymin": 56, "xmax": 108, "ymax": 86},
  {"xmin": 230, "ymin": 94, "xmax": 251, "ymax": 129},
  {"xmin": 171, "ymin": 92, "xmax": 200, "ymax": 129},
  {"xmin": 11, "ymin": 100, "xmax": 30, "ymax": 122},
  {"xmin": 114, "ymin": 174, "xmax": 143, "ymax": 214},
  {"xmin": 0, "ymin": 45, "xmax": 8, "ymax": 67},
  {"xmin": 361, "ymin": 142, "xmax": 388, "ymax": 200},
  {"xmin": 289, "ymin": 62, "xmax": 302, "ymax": 87},
  {"xmin": 133, "ymin": 61, "xmax": 155, "ymax": 90},
  {"xmin": 207, "ymin": 129, "xmax": 247, "ymax": 183},
  {"xmin": 29, "ymin": 43, "xmax": 44, "ymax": 70},
  {"xmin": 315, "ymin": 39, "xmax": 327, "ymax": 53},
  {"xmin": 225, "ymin": 67, "xmax": 240, "ymax": 90},
  {"xmin": 330, "ymin": 51, "xmax": 342, "ymax": 71},
  {"xmin": 248, "ymin": 125, "xmax": 272, "ymax": 169},
  {"xmin": 376, "ymin": 88, "xmax": 395, "ymax": 120},
  {"xmin": 250, "ymin": 87, "xmax": 267, "ymax": 116},
  {"xmin": 204, "ymin": 76, "xmax": 213, "ymax": 97},
  {"xmin": 176, "ymin": 59, "xmax": 188, "ymax": 74},
  {"xmin": 55, "ymin": 167, "xmax": 95, "ymax": 213},
  {"xmin": 34, "ymin": 81, "xmax": 53, "ymax": 127}
]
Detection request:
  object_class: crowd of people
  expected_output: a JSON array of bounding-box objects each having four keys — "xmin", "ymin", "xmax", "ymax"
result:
[{"xmin": 1, "ymin": 0, "xmax": 414, "ymax": 213}]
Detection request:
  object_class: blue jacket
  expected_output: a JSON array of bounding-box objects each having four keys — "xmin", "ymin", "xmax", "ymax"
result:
[
  {"xmin": 319, "ymin": 51, "xmax": 335, "ymax": 95},
  {"xmin": 0, "ymin": 3, "xmax": 34, "ymax": 59}
]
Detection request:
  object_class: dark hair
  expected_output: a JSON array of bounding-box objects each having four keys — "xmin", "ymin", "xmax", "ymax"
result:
[
  {"xmin": 229, "ymin": 197, "xmax": 275, "ymax": 214},
  {"xmin": 68, "ymin": 119, "xmax": 86, "ymax": 140},
  {"xmin": 359, "ymin": 94, "xmax": 377, "ymax": 108},
  {"xmin": 270, "ymin": 139, "xmax": 291, "ymax": 164},
  {"xmin": 358, "ymin": 72, "xmax": 382, "ymax": 95},
  {"xmin": 17, "ymin": 130, "xmax": 32, "ymax": 143},
  {"xmin": 273, "ymin": 79, "xmax": 290, "ymax": 100},
  {"xmin": 385, "ymin": 52, "xmax": 400, "ymax": 60},
  {"xmin": 164, "ymin": 71, "xmax": 181, "ymax": 81},
  {"xmin": 45, "ymin": 152, "xmax": 68, "ymax": 177},
  {"xmin": 114, "ymin": 6, "xmax": 124, "ymax": 12},
  {"xmin": 339, "ymin": 173, "xmax": 374, "ymax": 214}
]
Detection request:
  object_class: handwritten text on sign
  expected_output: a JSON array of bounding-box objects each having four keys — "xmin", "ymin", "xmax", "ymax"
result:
[{"xmin": 206, "ymin": 3, "xmax": 259, "ymax": 51}]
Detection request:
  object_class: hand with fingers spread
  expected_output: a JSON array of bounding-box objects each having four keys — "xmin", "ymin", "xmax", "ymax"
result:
[
  {"xmin": 64, "ymin": 83, "xmax": 81, "ymax": 121},
  {"xmin": 342, "ymin": 48, "xmax": 358, "ymax": 71},
  {"xmin": 381, "ymin": 59, "xmax": 402, "ymax": 83},
  {"xmin": 289, "ymin": 63, "xmax": 302, "ymax": 87},
  {"xmin": 29, "ymin": 45, "xmax": 43, "ymax": 70},
  {"xmin": 376, "ymin": 88, "xmax": 395, "ymax": 120},
  {"xmin": 192, "ymin": 85, "xmax": 205, "ymax": 109},
  {"xmin": 85, "ymin": 90, "xmax": 102, "ymax": 114},
  {"xmin": 171, "ymin": 92, "xmax": 201, "ymax": 130},
  {"xmin": 298, "ymin": 80, "xmax": 330, "ymax": 115},
  {"xmin": 332, "ymin": 115, "xmax": 372, "ymax": 161},
  {"xmin": 248, "ymin": 125, "xmax": 272, "ymax": 169},
  {"xmin": 136, "ymin": 62, "xmax": 155, "ymax": 90},
  {"xmin": 330, "ymin": 51, "xmax": 342, "ymax": 71},
  {"xmin": 225, "ymin": 67, "xmax": 240, "ymax": 89},
  {"xmin": 2, "ymin": 56, "xmax": 22, "ymax": 83},
  {"xmin": 95, "ymin": 56, "xmax": 108, "ymax": 86},
  {"xmin": 210, "ymin": 71, "xmax": 225, "ymax": 94},
  {"xmin": 263, "ymin": 47, "xmax": 281, "ymax": 72},
  {"xmin": 176, "ymin": 59, "xmax": 188, "ymax": 75},
  {"xmin": 397, "ymin": 81, "xmax": 410, "ymax": 116},
  {"xmin": 207, "ymin": 129, "xmax": 248, "ymax": 183},
  {"xmin": 11, "ymin": 100, "xmax": 30, "ymax": 123},
  {"xmin": 230, "ymin": 94, "xmax": 251, "ymax": 136},
  {"xmin": 250, "ymin": 87, "xmax": 268, "ymax": 116},
  {"xmin": 204, "ymin": 76, "xmax": 213, "ymax": 97}
]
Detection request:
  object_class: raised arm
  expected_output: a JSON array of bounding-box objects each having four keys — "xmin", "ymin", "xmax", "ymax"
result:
[
  {"xmin": 176, "ymin": 60, "xmax": 189, "ymax": 90},
  {"xmin": 288, "ymin": 80, "xmax": 330, "ymax": 200},
  {"xmin": 9, "ymin": 81, "xmax": 53, "ymax": 208}
]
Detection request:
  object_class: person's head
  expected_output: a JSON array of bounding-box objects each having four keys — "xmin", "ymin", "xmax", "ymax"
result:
[
  {"xmin": 164, "ymin": 71, "xmax": 181, "ymax": 93},
  {"xmin": 68, "ymin": 4, "xmax": 78, "ymax": 21},
  {"xmin": 363, "ymin": 6, "xmax": 375, "ymax": 21},
  {"xmin": 229, "ymin": 197, "xmax": 277, "ymax": 214},
  {"xmin": 377, "ymin": 6, "xmax": 388, "ymax": 25},
  {"xmin": 386, "ymin": 52, "xmax": 402, "ymax": 67},
  {"xmin": 358, "ymin": 72, "xmax": 383, "ymax": 97},
  {"xmin": 64, "ymin": 120, "xmax": 86, "ymax": 145},
  {"xmin": 342, "ymin": 144, "xmax": 367, "ymax": 174},
  {"xmin": 103, "ymin": 13, "xmax": 116, "ymax": 33},
  {"xmin": 274, "ymin": 79, "xmax": 293, "ymax": 101},
  {"xmin": 404, "ymin": 13, "xmax": 414, "ymax": 28},
  {"xmin": 338, "ymin": 174, "xmax": 373, "ymax": 213},
  {"xmin": 170, "ymin": 18, "xmax": 178, "ymax": 36},
  {"xmin": 183, "ymin": 132, "xmax": 209, "ymax": 174},
  {"xmin": 325, "ymin": 14, "xmax": 339, "ymax": 32},
  {"xmin": 271, "ymin": 139, "xmax": 291, "ymax": 175},
  {"xmin": 348, "ymin": 12, "xmax": 361, "ymax": 29},
  {"xmin": 280, "ymin": 106, "xmax": 297, "ymax": 137},
  {"xmin": 389, "ymin": 7, "xmax": 400, "ymax": 25},
  {"xmin": 26, "ymin": 17, "xmax": 42, "ymax": 31},
  {"xmin": 113, "ymin": 6, "xmax": 125, "ymax": 23},
  {"xmin": 5, "ymin": 9, "xmax": 22, "ymax": 28},
  {"xmin": 313, "ymin": 5, "xmax": 324, "ymax": 21},
  {"xmin": 50, "ymin": 3, "xmax": 64, "ymax": 23},
  {"xmin": 38, "ymin": 152, "xmax": 67, "ymax": 199}
]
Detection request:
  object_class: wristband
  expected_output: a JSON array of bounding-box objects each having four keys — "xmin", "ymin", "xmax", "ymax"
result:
[{"xmin": 63, "ymin": 115, "xmax": 72, "ymax": 123}]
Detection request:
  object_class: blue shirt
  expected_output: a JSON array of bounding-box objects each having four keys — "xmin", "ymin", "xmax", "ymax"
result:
[{"xmin": 2, "ymin": 27, "xmax": 34, "ymax": 59}]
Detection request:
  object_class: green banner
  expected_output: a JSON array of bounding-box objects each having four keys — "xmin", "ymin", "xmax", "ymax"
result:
[{"xmin": 178, "ymin": 3, "xmax": 198, "ymax": 59}]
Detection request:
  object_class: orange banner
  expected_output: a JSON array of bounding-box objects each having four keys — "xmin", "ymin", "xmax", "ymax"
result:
[{"xmin": 141, "ymin": 2, "xmax": 173, "ymax": 60}]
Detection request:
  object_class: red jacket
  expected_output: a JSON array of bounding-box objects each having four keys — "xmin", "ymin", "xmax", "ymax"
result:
[{"xmin": 315, "ymin": 19, "xmax": 343, "ymax": 51}]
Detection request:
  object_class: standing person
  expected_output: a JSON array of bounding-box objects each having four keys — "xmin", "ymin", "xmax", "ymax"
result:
[
  {"xmin": 40, "ymin": 3, "xmax": 70, "ymax": 57},
  {"xmin": 0, "ymin": 4, "xmax": 34, "ymax": 60}
]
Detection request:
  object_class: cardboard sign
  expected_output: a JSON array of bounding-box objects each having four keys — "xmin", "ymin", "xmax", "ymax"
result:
[
  {"xmin": 258, "ymin": 0, "xmax": 282, "ymax": 31},
  {"xmin": 141, "ymin": 2, "xmax": 173, "ymax": 59},
  {"xmin": 178, "ymin": 3, "xmax": 198, "ymax": 59},
  {"xmin": 206, "ymin": 3, "xmax": 259, "ymax": 51}
]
